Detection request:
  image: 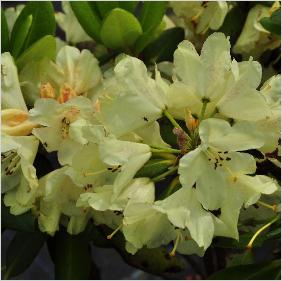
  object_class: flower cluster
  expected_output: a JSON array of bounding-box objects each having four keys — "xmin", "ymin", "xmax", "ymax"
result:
[{"xmin": 1, "ymin": 32, "xmax": 280, "ymax": 256}]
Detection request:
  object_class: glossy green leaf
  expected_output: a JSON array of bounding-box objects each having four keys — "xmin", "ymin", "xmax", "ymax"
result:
[
  {"xmin": 158, "ymin": 117, "xmax": 188, "ymax": 148},
  {"xmin": 143, "ymin": 27, "xmax": 185, "ymax": 63},
  {"xmin": 70, "ymin": 1, "xmax": 102, "ymax": 42},
  {"xmin": 2, "ymin": 202, "xmax": 36, "ymax": 232},
  {"xmin": 101, "ymin": 8, "xmax": 142, "ymax": 50},
  {"xmin": 52, "ymin": 229, "xmax": 92, "ymax": 279},
  {"xmin": 209, "ymin": 259, "xmax": 281, "ymax": 280},
  {"xmin": 10, "ymin": 2, "xmax": 55, "ymax": 58},
  {"xmin": 134, "ymin": 2, "xmax": 167, "ymax": 54},
  {"xmin": 95, "ymin": 1, "xmax": 137, "ymax": 18},
  {"xmin": 260, "ymin": 9, "xmax": 281, "ymax": 36},
  {"xmin": 10, "ymin": 15, "xmax": 33, "ymax": 58},
  {"xmin": 139, "ymin": 2, "xmax": 166, "ymax": 32},
  {"xmin": 4, "ymin": 231, "xmax": 46, "ymax": 279},
  {"xmin": 135, "ymin": 20, "xmax": 166, "ymax": 54},
  {"xmin": 227, "ymin": 250, "xmax": 254, "ymax": 267},
  {"xmin": 95, "ymin": 1, "xmax": 120, "ymax": 18},
  {"xmin": 135, "ymin": 159, "xmax": 174, "ymax": 178},
  {"xmin": 16, "ymin": 35, "xmax": 56, "ymax": 70},
  {"xmin": 215, "ymin": 233, "xmax": 265, "ymax": 249},
  {"xmin": 1, "ymin": 9, "xmax": 9, "ymax": 53},
  {"xmin": 119, "ymin": 1, "xmax": 137, "ymax": 13}
]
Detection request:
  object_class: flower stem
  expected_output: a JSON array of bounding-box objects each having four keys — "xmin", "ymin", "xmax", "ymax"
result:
[
  {"xmin": 152, "ymin": 166, "xmax": 178, "ymax": 183},
  {"xmin": 199, "ymin": 99, "xmax": 209, "ymax": 121},
  {"xmin": 163, "ymin": 110, "xmax": 183, "ymax": 130},
  {"xmin": 246, "ymin": 216, "xmax": 280, "ymax": 249},
  {"xmin": 160, "ymin": 176, "xmax": 181, "ymax": 199},
  {"xmin": 150, "ymin": 146, "xmax": 181, "ymax": 154}
]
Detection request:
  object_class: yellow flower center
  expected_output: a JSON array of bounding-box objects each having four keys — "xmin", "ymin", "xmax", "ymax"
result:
[
  {"xmin": 57, "ymin": 84, "xmax": 77, "ymax": 104},
  {"xmin": 40, "ymin": 82, "xmax": 56, "ymax": 99}
]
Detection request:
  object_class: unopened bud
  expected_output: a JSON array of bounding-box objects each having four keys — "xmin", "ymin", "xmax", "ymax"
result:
[
  {"xmin": 185, "ymin": 110, "xmax": 199, "ymax": 132},
  {"xmin": 1, "ymin": 109, "xmax": 38, "ymax": 136}
]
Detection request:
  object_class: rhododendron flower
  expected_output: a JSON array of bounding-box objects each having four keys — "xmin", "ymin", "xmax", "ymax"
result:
[
  {"xmin": 168, "ymin": 33, "xmax": 270, "ymax": 122},
  {"xmin": 233, "ymin": 4, "xmax": 281, "ymax": 59},
  {"xmin": 2, "ymin": 135, "xmax": 39, "ymax": 215},
  {"xmin": 55, "ymin": 2, "xmax": 92, "ymax": 44},
  {"xmin": 170, "ymin": 1, "xmax": 228, "ymax": 35},
  {"xmin": 36, "ymin": 167, "xmax": 91, "ymax": 235},
  {"xmin": 19, "ymin": 46, "xmax": 102, "ymax": 105},
  {"xmin": 96, "ymin": 56, "xmax": 168, "ymax": 139},
  {"xmin": 29, "ymin": 96, "xmax": 97, "ymax": 165}
]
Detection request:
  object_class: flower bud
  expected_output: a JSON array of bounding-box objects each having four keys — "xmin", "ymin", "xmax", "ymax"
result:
[
  {"xmin": 185, "ymin": 110, "xmax": 199, "ymax": 132},
  {"xmin": 2, "ymin": 109, "xmax": 38, "ymax": 136}
]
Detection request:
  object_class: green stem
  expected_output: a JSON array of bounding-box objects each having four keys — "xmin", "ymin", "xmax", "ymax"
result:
[
  {"xmin": 163, "ymin": 110, "xmax": 183, "ymax": 130},
  {"xmin": 208, "ymin": 107, "xmax": 218, "ymax": 118},
  {"xmin": 152, "ymin": 166, "xmax": 178, "ymax": 183},
  {"xmin": 150, "ymin": 147, "xmax": 181, "ymax": 154},
  {"xmin": 199, "ymin": 100, "xmax": 209, "ymax": 121},
  {"xmin": 160, "ymin": 176, "xmax": 181, "ymax": 199}
]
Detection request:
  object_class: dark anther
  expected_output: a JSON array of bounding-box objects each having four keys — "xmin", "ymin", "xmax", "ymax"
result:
[
  {"xmin": 253, "ymin": 204, "xmax": 259, "ymax": 209},
  {"xmin": 210, "ymin": 208, "xmax": 221, "ymax": 217},
  {"xmin": 143, "ymin": 117, "xmax": 149, "ymax": 122},
  {"xmin": 226, "ymin": 157, "xmax": 231, "ymax": 161},
  {"xmin": 223, "ymin": 151, "xmax": 228, "ymax": 154}
]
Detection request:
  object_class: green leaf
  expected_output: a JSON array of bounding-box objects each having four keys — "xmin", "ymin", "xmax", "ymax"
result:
[
  {"xmin": 4, "ymin": 231, "xmax": 46, "ymax": 279},
  {"xmin": 216, "ymin": 219, "xmax": 281, "ymax": 249},
  {"xmin": 118, "ymin": 1, "xmax": 137, "ymax": 13},
  {"xmin": 101, "ymin": 8, "xmax": 142, "ymax": 50},
  {"xmin": 227, "ymin": 250, "xmax": 254, "ymax": 267},
  {"xmin": 139, "ymin": 2, "xmax": 167, "ymax": 32},
  {"xmin": 70, "ymin": 1, "xmax": 102, "ymax": 42},
  {"xmin": 134, "ymin": 2, "xmax": 167, "ymax": 54},
  {"xmin": 95, "ymin": 1, "xmax": 120, "ymax": 18},
  {"xmin": 10, "ymin": 2, "xmax": 56, "ymax": 58},
  {"xmin": 208, "ymin": 259, "xmax": 281, "ymax": 280},
  {"xmin": 158, "ymin": 117, "xmax": 187, "ymax": 148},
  {"xmin": 215, "ymin": 233, "xmax": 265, "ymax": 249},
  {"xmin": 135, "ymin": 20, "xmax": 166, "ymax": 54},
  {"xmin": 2, "ymin": 202, "xmax": 36, "ymax": 232},
  {"xmin": 10, "ymin": 15, "xmax": 33, "ymax": 58},
  {"xmin": 136, "ymin": 159, "xmax": 174, "ymax": 178},
  {"xmin": 1, "ymin": 9, "xmax": 9, "ymax": 53},
  {"xmin": 52, "ymin": 229, "xmax": 92, "ymax": 279},
  {"xmin": 143, "ymin": 27, "xmax": 185, "ymax": 64},
  {"xmin": 260, "ymin": 9, "xmax": 281, "ymax": 36},
  {"xmin": 16, "ymin": 35, "xmax": 56, "ymax": 71},
  {"xmin": 95, "ymin": 1, "xmax": 137, "ymax": 18}
]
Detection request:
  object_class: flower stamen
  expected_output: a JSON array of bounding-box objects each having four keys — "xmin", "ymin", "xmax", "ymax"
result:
[
  {"xmin": 169, "ymin": 230, "xmax": 181, "ymax": 257},
  {"xmin": 107, "ymin": 224, "xmax": 123, "ymax": 240}
]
